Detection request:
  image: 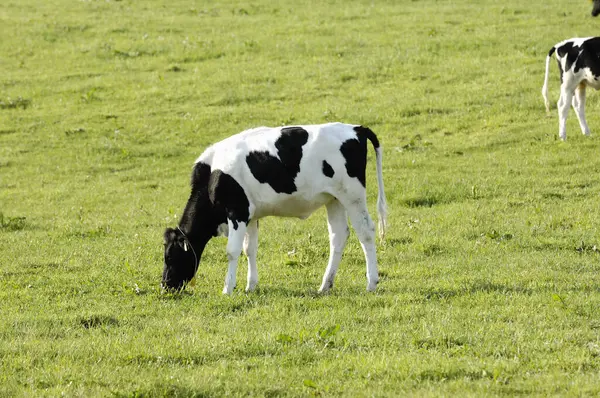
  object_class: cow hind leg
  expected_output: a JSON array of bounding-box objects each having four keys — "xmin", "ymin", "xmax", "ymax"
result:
[
  {"xmin": 223, "ymin": 220, "xmax": 247, "ymax": 295},
  {"xmin": 342, "ymin": 198, "xmax": 379, "ymax": 292},
  {"xmin": 572, "ymin": 84, "xmax": 591, "ymax": 136},
  {"xmin": 558, "ymin": 82, "xmax": 576, "ymax": 141},
  {"xmin": 319, "ymin": 199, "xmax": 350, "ymax": 293},
  {"xmin": 243, "ymin": 219, "xmax": 259, "ymax": 292}
]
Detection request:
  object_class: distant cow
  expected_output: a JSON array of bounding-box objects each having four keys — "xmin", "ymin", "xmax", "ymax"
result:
[
  {"xmin": 593, "ymin": 0, "xmax": 600, "ymax": 16},
  {"xmin": 162, "ymin": 123, "xmax": 387, "ymax": 294},
  {"xmin": 542, "ymin": 37, "xmax": 600, "ymax": 140}
]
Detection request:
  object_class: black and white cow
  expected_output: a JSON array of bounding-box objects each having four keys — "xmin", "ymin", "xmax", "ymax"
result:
[
  {"xmin": 542, "ymin": 37, "xmax": 600, "ymax": 140},
  {"xmin": 593, "ymin": 0, "xmax": 600, "ymax": 17},
  {"xmin": 162, "ymin": 122, "xmax": 387, "ymax": 294}
]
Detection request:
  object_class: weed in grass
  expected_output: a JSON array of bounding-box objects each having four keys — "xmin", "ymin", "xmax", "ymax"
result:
[
  {"xmin": 0, "ymin": 213, "xmax": 27, "ymax": 231},
  {"xmin": 421, "ymin": 244, "xmax": 444, "ymax": 257},
  {"xmin": 303, "ymin": 378, "xmax": 325, "ymax": 395},
  {"xmin": 0, "ymin": 97, "xmax": 31, "ymax": 110},
  {"xmin": 416, "ymin": 368, "xmax": 493, "ymax": 383},
  {"xmin": 81, "ymin": 88, "xmax": 99, "ymax": 103},
  {"xmin": 69, "ymin": 225, "xmax": 112, "ymax": 239},
  {"xmin": 397, "ymin": 134, "xmax": 434, "ymax": 152},
  {"xmin": 78, "ymin": 315, "xmax": 119, "ymax": 329},
  {"xmin": 112, "ymin": 49, "xmax": 144, "ymax": 58},
  {"xmin": 404, "ymin": 195, "xmax": 439, "ymax": 208},
  {"xmin": 413, "ymin": 336, "xmax": 467, "ymax": 350},
  {"xmin": 166, "ymin": 65, "xmax": 184, "ymax": 72},
  {"xmin": 275, "ymin": 333, "xmax": 294, "ymax": 345},
  {"xmin": 275, "ymin": 324, "xmax": 343, "ymax": 352},
  {"xmin": 65, "ymin": 127, "xmax": 86, "ymax": 136},
  {"xmin": 484, "ymin": 230, "xmax": 514, "ymax": 242},
  {"xmin": 386, "ymin": 237, "xmax": 413, "ymax": 246}
]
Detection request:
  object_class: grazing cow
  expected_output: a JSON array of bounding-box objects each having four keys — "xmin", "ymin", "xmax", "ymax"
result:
[
  {"xmin": 162, "ymin": 122, "xmax": 387, "ymax": 294},
  {"xmin": 593, "ymin": 0, "xmax": 600, "ymax": 16},
  {"xmin": 542, "ymin": 37, "xmax": 600, "ymax": 140}
]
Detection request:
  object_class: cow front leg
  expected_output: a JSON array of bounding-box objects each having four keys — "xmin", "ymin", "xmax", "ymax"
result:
[
  {"xmin": 223, "ymin": 220, "xmax": 247, "ymax": 295},
  {"xmin": 319, "ymin": 200, "xmax": 349, "ymax": 293},
  {"xmin": 243, "ymin": 219, "xmax": 259, "ymax": 292}
]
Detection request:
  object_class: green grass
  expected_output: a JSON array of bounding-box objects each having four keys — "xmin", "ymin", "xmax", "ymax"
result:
[{"xmin": 2, "ymin": 0, "xmax": 600, "ymax": 395}]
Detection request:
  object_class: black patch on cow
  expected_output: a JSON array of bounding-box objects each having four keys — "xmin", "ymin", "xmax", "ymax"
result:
[
  {"xmin": 340, "ymin": 126, "xmax": 381, "ymax": 188},
  {"xmin": 163, "ymin": 162, "xmax": 215, "ymax": 290},
  {"xmin": 163, "ymin": 161, "xmax": 226, "ymax": 291},
  {"xmin": 246, "ymin": 126, "xmax": 309, "ymax": 194},
  {"xmin": 574, "ymin": 38, "xmax": 600, "ymax": 78},
  {"xmin": 180, "ymin": 162, "xmax": 225, "ymax": 240},
  {"xmin": 208, "ymin": 169, "xmax": 250, "ymax": 230},
  {"xmin": 557, "ymin": 41, "xmax": 579, "ymax": 73},
  {"xmin": 322, "ymin": 160, "xmax": 334, "ymax": 178},
  {"xmin": 163, "ymin": 163, "xmax": 251, "ymax": 291},
  {"xmin": 340, "ymin": 137, "xmax": 367, "ymax": 188},
  {"xmin": 354, "ymin": 125, "xmax": 380, "ymax": 149},
  {"xmin": 191, "ymin": 162, "xmax": 212, "ymax": 190}
]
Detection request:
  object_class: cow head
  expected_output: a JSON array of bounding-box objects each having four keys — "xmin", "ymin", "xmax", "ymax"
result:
[
  {"xmin": 161, "ymin": 227, "xmax": 198, "ymax": 291},
  {"xmin": 593, "ymin": 0, "xmax": 600, "ymax": 16}
]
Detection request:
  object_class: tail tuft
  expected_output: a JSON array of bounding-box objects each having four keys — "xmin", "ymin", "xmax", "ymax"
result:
[{"xmin": 375, "ymin": 147, "xmax": 388, "ymax": 241}]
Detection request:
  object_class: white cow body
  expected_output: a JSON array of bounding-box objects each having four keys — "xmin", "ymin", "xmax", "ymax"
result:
[{"xmin": 162, "ymin": 122, "xmax": 387, "ymax": 295}]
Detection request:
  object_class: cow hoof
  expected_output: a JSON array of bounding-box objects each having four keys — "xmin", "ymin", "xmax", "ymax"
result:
[
  {"xmin": 245, "ymin": 281, "xmax": 258, "ymax": 293},
  {"xmin": 318, "ymin": 279, "xmax": 334, "ymax": 294},
  {"xmin": 222, "ymin": 285, "xmax": 235, "ymax": 295},
  {"xmin": 366, "ymin": 282, "xmax": 378, "ymax": 292}
]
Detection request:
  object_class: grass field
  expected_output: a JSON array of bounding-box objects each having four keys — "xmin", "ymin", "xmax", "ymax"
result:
[{"xmin": 2, "ymin": 0, "xmax": 600, "ymax": 396}]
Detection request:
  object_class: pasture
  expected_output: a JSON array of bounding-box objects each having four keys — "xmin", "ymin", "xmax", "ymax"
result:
[{"xmin": 2, "ymin": 0, "xmax": 600, "ymax": 395}]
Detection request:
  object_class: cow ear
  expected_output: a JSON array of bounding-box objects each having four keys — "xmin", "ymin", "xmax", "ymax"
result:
[
  {"xmin": 163, "ymin": 228, "xmax": 176, "ymax": 244},
  {"xmin": 175, "ymin": 234, "xmax": 188, "ymax": 251}
]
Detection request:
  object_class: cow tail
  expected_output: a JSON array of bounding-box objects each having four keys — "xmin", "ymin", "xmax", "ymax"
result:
[
  {"xmin": 542, "ymin": 46, "xmax": 556, "ymax": 113},
  {"xmin": 358, "ymin": 126, "xmax": 388, "ymax": 241}
]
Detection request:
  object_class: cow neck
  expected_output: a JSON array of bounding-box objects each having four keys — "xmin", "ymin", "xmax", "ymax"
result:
[{"xmin": 178, "ymin": 190, "xmax": 213, "ymax": 251}]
